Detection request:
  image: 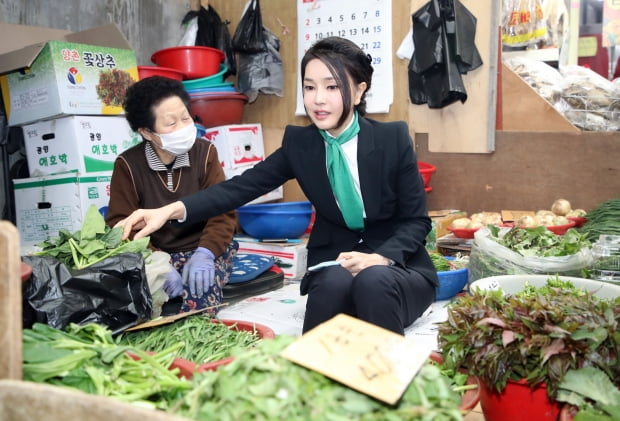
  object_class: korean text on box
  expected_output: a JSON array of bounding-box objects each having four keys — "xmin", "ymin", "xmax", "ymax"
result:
[
  {"xmin": 22, "ymin": 115, "xmax": 140, "ymax": 177},
  {"xmin": 13, "ymin": 171, "xmax": 112, "ymax": 250},
  {"xmin": 0, "ymin": 26, "xmax": 138, "ymax": 126}
]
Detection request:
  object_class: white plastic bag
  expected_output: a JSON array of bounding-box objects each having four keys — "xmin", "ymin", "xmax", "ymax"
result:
[
  {"xmin": 468, "ymin": 226, "xmax": 593, "ymax": 283},
  {"xmin": 144, "ymin": 251, "xmax": 172, "ymax": 317},
  {"xmin": 179, "ymin": 16, "xmax": 199, "ymax": 46}
]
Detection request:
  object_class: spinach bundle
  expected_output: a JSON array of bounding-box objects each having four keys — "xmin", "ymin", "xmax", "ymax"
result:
[
  {"xmin": 171, "ymin": 335, "xmax": 466, "ymax": 421},
  {"xmin": 34, "ymin": 204, "xmax": 150, "ymax": 269},
  {"xmin": 23, "ymin": 322, "xmax": 191, "ymax": 409}
]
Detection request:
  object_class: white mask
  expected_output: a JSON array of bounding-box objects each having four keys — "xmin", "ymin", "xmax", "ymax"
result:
[{"xmin": 156, "ymin": 124, "xmax": 197, "ymax": 155}]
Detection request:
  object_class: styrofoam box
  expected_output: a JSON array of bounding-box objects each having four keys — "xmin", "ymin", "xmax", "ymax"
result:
[
  {"xmin": 22, "ymin": 115, "xmax": 140, "ymax": 177},
  {"xmin": 203, "ymin": 123, "xmax": 265, "ymax": 170},
  {"xmin": 236, "ymin": 238, "xmax": 308, "ymax": 281},
  {"xmin": 13, "ymin": 171, "xmax": 112, "ymax": 249},
  {"xmin": 223, "ymin": 164, "xmax": 283, "ymax": 205}
]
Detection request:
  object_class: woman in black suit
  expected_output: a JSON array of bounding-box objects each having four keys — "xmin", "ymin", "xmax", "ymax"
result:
[{"xmin": 117, "ymin": 36, "xmax": 438, "ymax": 335}]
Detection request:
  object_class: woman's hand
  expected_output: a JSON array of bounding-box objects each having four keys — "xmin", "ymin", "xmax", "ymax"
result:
[
  {"xmin": 337, "ymin": 251, "xmax": 393, "ymax": 276},
  {"xmin": 115, "ymin": 201, "xmax": 187, "ymax": 240}
]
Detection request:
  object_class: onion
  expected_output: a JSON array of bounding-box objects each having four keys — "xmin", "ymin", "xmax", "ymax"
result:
[
  {"xmin": 451, "ymin": 218, "xmax": 472, "ymax": 229},
  {"xmin": 551, "ymin": 199, "xmax": 572, "ymax": 216},
  {"xmin": 567, "ymin": 208, "xmax": 586, "ymax": 217},
  {"xmin": 516, "ymin": 215, "xmax": 538, "ymax": 228},
  {"xmin": 536, "ymin": 210, "xmax": 555, "ymax": 218},
  {"xmin": 468, "ymin": 220, "xmax": 484, "ymax": 229},
  {"xmin": 536, "ymin": 214, "xmax": 554, "ymax": 226},
  {"xmin": 551, "ymin": 216, "xmax": 570, "ymax": 226}
]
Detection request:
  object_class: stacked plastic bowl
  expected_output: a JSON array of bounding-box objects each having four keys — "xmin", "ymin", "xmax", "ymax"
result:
[
  {"xmin": 182, "ymin": 64, "xmax": 248, "ymax": 129},
  {"xmin": 146, "ymin": 46, "xmax": 248, "ymax": 128}
]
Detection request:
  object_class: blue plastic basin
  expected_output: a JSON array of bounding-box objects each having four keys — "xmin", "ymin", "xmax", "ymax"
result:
[{"xmin": 237, "ymin": 202, "xmax": 313, "ymax": 239}]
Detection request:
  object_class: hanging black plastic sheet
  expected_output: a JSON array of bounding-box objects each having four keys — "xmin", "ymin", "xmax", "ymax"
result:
[{"xmin": 408, "ymin": 0, "xmax": 483, "ymax": 108}]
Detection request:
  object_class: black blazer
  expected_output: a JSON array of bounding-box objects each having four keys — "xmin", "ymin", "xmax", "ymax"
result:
[{"xmin": 182, "ymin": 117, "xmax": 439, "ymax": 287}]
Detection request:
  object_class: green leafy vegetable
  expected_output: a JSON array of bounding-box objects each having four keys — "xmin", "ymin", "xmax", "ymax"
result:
[
  {"xmin": 437, "ymin": 277, "xmax": 620, "ymax": 398},
  {"xmin": 22, "ymin": 322, "xmax": 191, "ymax": 409},
  {"xmin": 491, "ymin": 225, "xmax": 590, "ymax": 257},
  {"xmin": 431, "ymin": 252, "xmax": 452, "ymax": 272},
  {"xmin": 116, "ymin": 315, "xmax": 261, "ymax": 364},
  {"xmin": 556, "ymin": 367, "xmax": 620, "ymax": 420},
  {"xmin": 170, "ymin": 335, "xmax": 466, "ymax": 421},
  {"xmin": 34, "ymin": 204, "xmax": 150, "ymax": 269},
  {"xmin": 580, "ymin": 199, "xmax": 620, "ymax": 242}
]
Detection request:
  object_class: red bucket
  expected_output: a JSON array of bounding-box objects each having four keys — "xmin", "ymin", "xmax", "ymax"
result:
[
  {"xmin": 196, "ymin": 319, "xmax": 275, "ymax": 373},
  {"xmin": 418, "ymin": 162, "xmax": 436, "ymax": 187},
  {"xmin": 479, "ymin": 379, "xmax": 561, "ymax": 421}
]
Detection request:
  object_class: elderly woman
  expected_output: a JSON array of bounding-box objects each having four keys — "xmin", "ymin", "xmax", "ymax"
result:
[{"xmin": 106, "ymin": 76, "xmax": 238, "ymax": 314}]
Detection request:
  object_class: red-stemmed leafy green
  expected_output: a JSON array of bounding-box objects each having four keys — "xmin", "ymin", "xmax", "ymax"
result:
[{"xmin": 437, "ymin": 277, "xmax": 620, "ymax": 399}]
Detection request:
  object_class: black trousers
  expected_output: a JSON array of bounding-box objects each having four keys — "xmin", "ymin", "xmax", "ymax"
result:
[{"xmin": 301, "ymin": 264, "xmax": 436, "ymax": 335}]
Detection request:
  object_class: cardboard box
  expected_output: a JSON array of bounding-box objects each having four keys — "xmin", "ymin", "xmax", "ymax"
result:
[
  {"xmin": 236, "ymin": 238, "xmax": 308, "ymax": 281},
  {"xmin": 429, "ymin": 210, "xmax": 468, "ymax": 239},
  {"xmin": 22, "ymin": 115, "xmax": 140, "ymax": 177},
  {"xmin": 203, "ymin": 123, "xmax": 282, "ymax": 205},
  {"xmin": 0, "ymin": 23, "xmax": 138, "ymax": 126},
  {"xmin": 13, "ymin": 171, "xmax": 112, "ymax": 249},
  {"xmin": 203, "ymin": 124, "xmax": 265, "ymax": 170}
]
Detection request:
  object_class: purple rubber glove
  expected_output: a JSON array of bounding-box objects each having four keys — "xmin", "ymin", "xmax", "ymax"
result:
[
  {"xmin": 182, "ymin": 247, "xmax": 215, "ymax": 297},
  {"xmin": 163, "ymin": 265, "xmax": 183, "ymax": 298}
]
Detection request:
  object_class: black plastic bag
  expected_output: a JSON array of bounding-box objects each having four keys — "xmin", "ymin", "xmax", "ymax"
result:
[
  {"xmin": 23, "ymin": 252, "xmax": 152, "ymax": 332},
  {"xmin": 237, "ymin": 27, "xmax": 283, "ymax": 103},
  {"xmin": 231, "ymin": 0, "xmax": 267, "ymax": 53},
  {"xmin": 182, "ymin": 6, "xmax": 236, "ymax": 77},
  {"xmin": 408, "ymin": 0, "xmax": 482, "ymax": 108}
]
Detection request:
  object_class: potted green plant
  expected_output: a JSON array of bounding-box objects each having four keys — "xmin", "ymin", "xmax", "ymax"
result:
[{"xmin": 436, "ymin": 277, "xmax": 620, "ymax": 421}]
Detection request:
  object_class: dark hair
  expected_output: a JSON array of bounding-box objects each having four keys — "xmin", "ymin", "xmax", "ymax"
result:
[
  {"xmin": 300, "ymin": 36, "xmax": 373, "ymax": 127},
  {"xmin": 122, "ymin": 76, "xmax": 192, "ymax": 132}
]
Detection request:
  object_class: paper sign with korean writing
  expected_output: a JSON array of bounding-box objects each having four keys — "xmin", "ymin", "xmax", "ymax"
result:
[{"xmin": 280, "ymin": 313, "xmax": 431, "ymax": 405}]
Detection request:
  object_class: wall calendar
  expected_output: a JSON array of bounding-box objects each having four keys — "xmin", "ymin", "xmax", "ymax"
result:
[{"xmin": 296, "ymin": 0, "xmax": 393, "ymax": 115}]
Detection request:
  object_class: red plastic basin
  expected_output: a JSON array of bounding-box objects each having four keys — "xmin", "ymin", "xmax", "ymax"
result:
[
  {"xmin": 479, "ymin": 379, "xmax": 561, "ymax": 421},
  {"xmin": 189, "ymin": 93, "xmax": 248, "ymax": 128},
  {"xmin": 151, "ymin": 46, "xmax": 224, "ymax": 80},
  {"xmin": 196, "ymin": 319, "xmax": 275, "ymax": 373},
  {"xmin": 137, "ymin": 65, "xmax": 184, "ymax": 81}
]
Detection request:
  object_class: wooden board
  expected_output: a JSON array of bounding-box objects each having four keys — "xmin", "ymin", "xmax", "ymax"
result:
[
  {"xmin": 122, "ymin": 303, "xmax": 228, "ymax": 332},
  {"xmin": 408, "ymin": 0, "xmax": 499, "ymax": 153},
  {"xmin": 501, "ymin": 63, "xmax": 580, "ymax": 133},
  {"xmin": 415, "ymin": 131, "xmax": 620, "ymax": 215},
  {"xmin": 0, "ymin": 221, "xmax": 22, "ymax": 380}
]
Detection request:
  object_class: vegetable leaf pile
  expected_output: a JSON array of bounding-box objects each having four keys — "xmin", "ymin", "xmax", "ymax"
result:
[
  {"xmin": 23, "ymin": 322, "xmax": 190, "ymax": 409},
  {"xmin": 34, "ymin": 205, "xmax": 150, "ymax": 269},
  {"xmin": 116, "ymin": 316, "xmax": 261, "ymax": 364},
  {"xmin": 556, "ymin": 367, "xmax": 620, "ymax": 420},
  {"xmin": 490, "ymin": 225, "xmax": 590, "ymax": 257},
  {"xmin": 437, "ymin": 277, "xmax": 620, "ymax": 399}
]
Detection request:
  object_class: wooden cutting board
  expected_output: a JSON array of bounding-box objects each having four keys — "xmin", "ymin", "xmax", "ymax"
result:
[
  {"xmin": 123, "ymin": 303, "xmax": 228, "ymax": 332},
  {"xmin": 0, "ymin": 221, "xmax": 22, "ymax": 380}
]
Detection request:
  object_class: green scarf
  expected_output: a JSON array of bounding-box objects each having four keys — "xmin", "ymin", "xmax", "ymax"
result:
[{"xmin": 319, "ymin": 112, "xmax": 364, "ymax": 231}]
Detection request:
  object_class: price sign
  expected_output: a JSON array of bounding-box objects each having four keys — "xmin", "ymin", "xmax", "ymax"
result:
[
  {"xmin": 296, "ymin": 0, "xmax": 393, "ymax": 115},
  {"xmin": 280, "ymin": 313, "xmax": 431, "ymax": 405}
]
